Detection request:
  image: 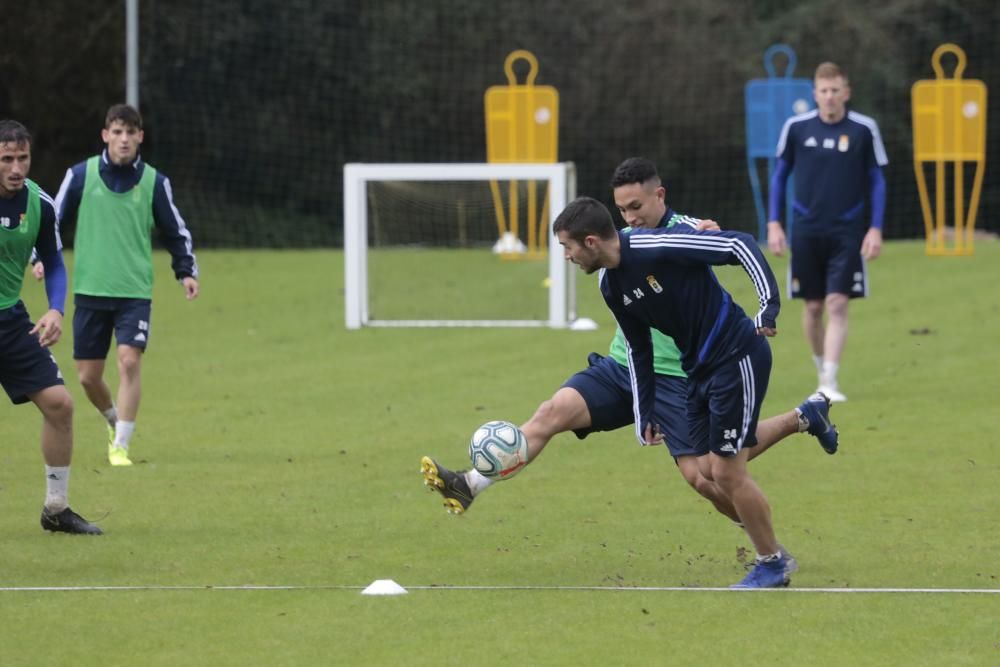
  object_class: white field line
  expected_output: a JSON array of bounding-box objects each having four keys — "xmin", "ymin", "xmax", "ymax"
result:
[{"xmin": 0, "ymin": 584, "xmax": 997, "ymax": 594}]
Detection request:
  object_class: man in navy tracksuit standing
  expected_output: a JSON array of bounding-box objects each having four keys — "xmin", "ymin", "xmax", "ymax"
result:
[
  {"xmin": 767, "ymin": 62, "xmax": 888, "ymax": 403},
  {"xmin": 554, "ymin": 196, "xmax": 789, "ymax": 588}
]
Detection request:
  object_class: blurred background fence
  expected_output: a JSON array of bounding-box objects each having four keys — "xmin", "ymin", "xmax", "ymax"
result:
[{"xmin": 4, "ymin": 0, "xmax": 997, "ymax": 248}]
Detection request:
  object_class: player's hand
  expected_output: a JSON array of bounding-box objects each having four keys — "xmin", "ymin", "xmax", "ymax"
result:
[
  {"xmin": 30, "ymin": 309, "xmax": 63, "ymax": 347},
  {"xmin": 767, "ymin": 221, "xmax": 786, "ymax": 256},
  {"xmin": 182, "ymin": 276, "xmax": 200, "ymax": 300},
  {"xmin": 643, "ymin": 422, "xmax": 664, "ymax": 446},
  {"xmin": 31, "ymin": 262, "xmax": 45, "ymax": 281},
  {"xmin": 696, "ymin": 218, "xmax": 720, "ymax": 231},
  {"xmin": 756, "ymin": 326, "xmax": 777, "ymax": 337},
  {"xmin": 862, "ymin": 227, "xmax": 883, "ymax": 260}
]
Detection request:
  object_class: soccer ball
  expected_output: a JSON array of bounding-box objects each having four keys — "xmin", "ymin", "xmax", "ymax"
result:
[{"xmin": 468, "ymin": 420, "xmax": 528, "ymax": 480}]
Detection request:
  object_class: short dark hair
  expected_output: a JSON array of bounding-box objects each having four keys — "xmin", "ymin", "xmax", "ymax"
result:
[
  {"xmin": 552, "ymin": 197, "xmax": 616, "ymax": 243},
  {"xmin": 0, "ymin": 119, "xmax": 32, "ymax": 147},
  {"xmin": 105, "ymin": 104, "xmax": 143, "ymax": 130},
  {"xmin": 610, "ymin": 157, "xmax": 660, "ymax": 189},
  {"xmin": 815, "ymin": 62, "xmax": 847, "ymax": 83}
]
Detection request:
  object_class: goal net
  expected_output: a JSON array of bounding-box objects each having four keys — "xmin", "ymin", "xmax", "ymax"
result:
[{"xmin": 344, "ymin": 162, "xmax": 596, "ymax": 329}]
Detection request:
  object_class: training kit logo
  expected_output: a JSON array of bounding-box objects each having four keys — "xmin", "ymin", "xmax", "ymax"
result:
[
  {"xmin": 804, "ymin": 136, "xmax": 818, "ymax": 147},
  {"xmin": 622, "ymin": 294, "xmax": 632, "ymax": 306},
  {"xmin": 838, "ymin": 135, "xmax": 850, "ymax": 152},
  {"xmin": 646, "ymin": 275, "xmax": 663, "ymax": 293}
]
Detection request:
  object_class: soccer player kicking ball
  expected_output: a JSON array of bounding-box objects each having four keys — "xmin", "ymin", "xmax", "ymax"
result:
[
  {"xmin": 422, "ymin": 159, "xmax": 838, "ymax": 586},
  {"xmin": 553, "ymin": 196, "xmax": 789, "ymax": 588},
  {"xmin": 0, "ymin": 119, "xmax": 102, "ymax": 534}
]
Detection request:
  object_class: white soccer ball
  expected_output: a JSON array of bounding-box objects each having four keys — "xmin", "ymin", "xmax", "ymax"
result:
[{"xmin": 468, "ymin": 420, "xmax": 528, "ymax": 480}]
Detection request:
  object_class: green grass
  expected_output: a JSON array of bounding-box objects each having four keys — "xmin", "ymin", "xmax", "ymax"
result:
[{"xmin": 1, "ymin": 242, "xmax": 998, "ymax": 666}]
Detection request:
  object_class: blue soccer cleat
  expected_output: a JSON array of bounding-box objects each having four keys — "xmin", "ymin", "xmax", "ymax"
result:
[
  {"xmin": 778, "ymin": 544, "xmax": 799, "ymax": 576},
  {"xmin": 798, "ymin": 392, "xmax": 839, "ymax": 454},
  {"xmin": 731, "ymin": 556, "xmax": 790, "ymax": 589}
]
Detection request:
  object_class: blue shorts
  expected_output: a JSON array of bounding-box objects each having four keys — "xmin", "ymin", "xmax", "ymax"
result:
[
  {"xmin": 73, "ymin": 296, "xmax": 152, "ymax": 360},
  {"xmin": 0, "ymin": 302, "xmax": 65, "ymax": 404},
  {"xmin": 789, "ymin": 226, "xmax": 868, "ymax": 300},
  {"xmin": 562, "ymin": 353, "xmax": 699, "ymax": 458},
  {"xmin": 687, "ymin": 336, "xmax": 771, "ymax": 458}
]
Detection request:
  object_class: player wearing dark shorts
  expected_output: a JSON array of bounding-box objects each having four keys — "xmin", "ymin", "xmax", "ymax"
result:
[
  {"xmin": 0, "ymin": 119, "xmax": 101, "ymax": 534},
  {"xmin": 564, "ymin": 352, "xmax": 694, "ymax": 457},
  {"xmin": 555, "ymin": 194, "xmax": 791, "ymax": 587},
  {"xmin": 421, "ymin": 159, "xmax": 839, "ymax": 577},
  {"xmin": 767, "ymin": 62, "xmax": 888, "ymax": 402},
  {"xmin": 0, "ymin": 302, "xmax": 65, "ymax": 403},
  {"xmin": 55, "ymin": 104, "xmax": 199, "ymax": 466}
]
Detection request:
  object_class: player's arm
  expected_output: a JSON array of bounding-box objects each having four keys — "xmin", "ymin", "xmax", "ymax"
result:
[
  {"xmin": 649, "ymin": 228, "xmax": 780, "ymax": 330},
  {"xmin": 766, "ymin": 158, "xmax": 792, "ymax": 256},
  {"xmin": 603, "ymin": 287, "xmax": 658, "ymax": 445},
  {"xmin": 28, "ymin": 248, "xmax": 44, "ymax": 280},
  {"xmin": 728, "ymin": 230, "xmax": 780, "ymax": 332},
  {"xmin": 767, "ymin": 116, "xmax": 798, "ymax": 256},
  {"xmin": 152, "ymin": 173, "xmax": 200, "ymax": 299},
  {"xmin": 53, "ymin": 164, "xmax": 84, "ymax": 234},
  {"xmin": 718, "ymin": 229, "xmax": 780, "ymax": 332},
  {"xmin": 861, "ymin": 167, "xmax": 886, "ymax": 260},
  {"xmin": 30, "ymin": 197, "xmax": 67, "ymax": 347},
  {"xmin": 664, "ymin": 213, "xmax": 719, "ymax": 232},
  {"xmin": 862, "ymin": 119, "xmax": 889, "ymax": 260}
]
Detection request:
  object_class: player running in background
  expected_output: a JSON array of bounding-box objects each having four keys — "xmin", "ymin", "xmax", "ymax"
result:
[
  {"xmin": 0, "ymin": 119, "xmax": 102, "ymax": 534},
  {"xmin": 55, "ymin": 104, "xmax": 199, "ymax": 466},
  {"xmin": 421, "ymin": 159, "xmax": 837, "ymax": 577},
  {"xmin": 767, "ymin": 62, "xmax": 888, "ymax": 402},
  {"xmin": 554, "ymin": 194, "xmax": 791, "ymax": 587}
]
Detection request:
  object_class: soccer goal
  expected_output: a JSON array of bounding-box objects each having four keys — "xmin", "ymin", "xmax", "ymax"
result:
[{"xmin": 343, "ymin": 162, "xmax": 596, "ymax": 330}]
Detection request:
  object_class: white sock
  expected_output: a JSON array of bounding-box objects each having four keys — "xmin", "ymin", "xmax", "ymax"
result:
[
  {"xmin": 465, "ymin": 468, "xmax": 494, "ymax": 496},
  {"xmin": 821, "ymin": 361, "xmax": 839, "ymax": 388},
  {"xmin": 812, "ymin": 355, "xmax": 824, "ymax": 372},
  {"xmin": 102, "ymin": 405, "xmax": 118, "ymax": 427},
  {"xmin": 45, "ymin": 465, "xmax": 70, "ymax": 512},
  {"xmin": 757, "ymin": 551, "xmax": 783, "ymax": 562},
  {"xmin": 795, "ymin": 407, "xmax": 809, "ymax": 432},
  {"xmin": 114, "ymin": 420, "xmax": 136, "ymax": 449}
]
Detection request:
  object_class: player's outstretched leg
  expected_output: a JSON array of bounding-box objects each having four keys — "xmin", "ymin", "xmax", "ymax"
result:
[
  {"xmin": 40, "ymin": 507, "xmax": 103, "ymax": 535},
  {"xmin": 796, "ymin": 392, "xmax": 839, "ymax": 454},
  {"xmin": 421, "ymin": 457, "xmax": 474, "ymax": 515}
]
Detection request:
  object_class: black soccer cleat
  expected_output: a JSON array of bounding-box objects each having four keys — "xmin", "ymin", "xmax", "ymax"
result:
[
  {"xmin": 40, "ymin": 506, "xmax": 104, "ymax": 535},
  {"xmin": 421, "ymin": 456, "xmax": 474, "ymax": 515}
]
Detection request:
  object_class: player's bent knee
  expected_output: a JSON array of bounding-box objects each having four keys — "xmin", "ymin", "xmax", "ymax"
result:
[
  {"xmin": 78, "ymin": 371, "xmax": 101, "ymax": 390},
  {"xmin": 36, "ymin": 386, "xmax": 73, "ymax": 423}
]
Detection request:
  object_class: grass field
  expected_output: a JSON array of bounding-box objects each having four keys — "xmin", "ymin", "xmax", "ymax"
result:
[{"xmin": 1, "ymin": 241, "xmax": 998, "ymax": 666}]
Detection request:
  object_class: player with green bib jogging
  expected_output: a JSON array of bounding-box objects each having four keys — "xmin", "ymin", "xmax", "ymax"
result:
[
  {"xmin": 55, "ymin": 104, "xmax": 199, "ymax": 467},
  {"xmin": 0, "ymin": 119, "xmax": 102, "ymax": 534}
]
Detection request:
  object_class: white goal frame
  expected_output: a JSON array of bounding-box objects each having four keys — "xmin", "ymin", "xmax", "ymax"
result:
[{"xmin": 343, "ymin": 162, "xmax": 586, "ymax": 329}]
